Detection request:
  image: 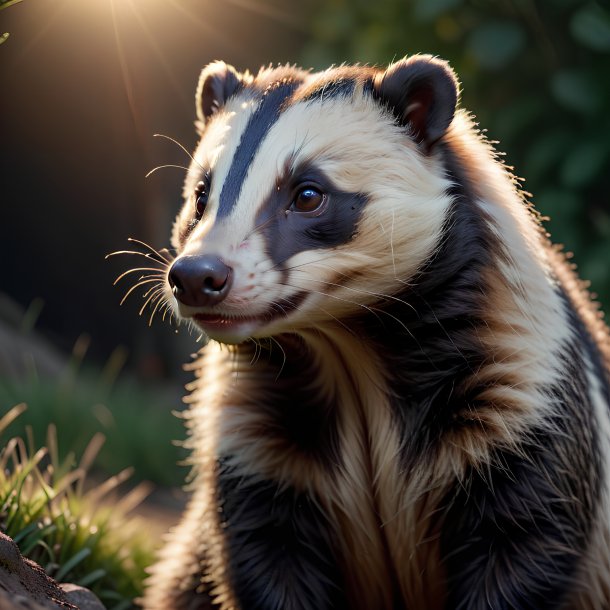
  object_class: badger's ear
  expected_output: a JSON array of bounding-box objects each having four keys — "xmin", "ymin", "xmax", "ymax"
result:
[
  {"xmin": 372, "ymin": 55, "xmax": 458, "ymax": 150},
  {"xmin": 196, "ymin": 61, "xmax": 249, "ymax": 125}
]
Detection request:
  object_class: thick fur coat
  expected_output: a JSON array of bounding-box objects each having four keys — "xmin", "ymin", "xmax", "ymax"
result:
[{"xmin": 138, "ymin": 56, "xmax": 610, "ymax": 609}]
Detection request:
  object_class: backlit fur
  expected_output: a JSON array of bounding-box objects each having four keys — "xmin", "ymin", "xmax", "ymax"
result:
[{"xmin": 140, "ymin": 56, "xmax": 610, "ymax": 610}]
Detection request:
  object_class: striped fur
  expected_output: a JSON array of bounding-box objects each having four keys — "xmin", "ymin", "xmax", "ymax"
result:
[{"xmin": 142, "ymin": 56, "xmax": 610, "ymax": 609}]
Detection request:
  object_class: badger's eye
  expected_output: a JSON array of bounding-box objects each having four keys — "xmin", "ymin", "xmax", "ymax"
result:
[
  {"xmin": 291, "ymin": 187, "xmax": 326, "ymax": 215},
  {"xmin": 194, "ymin": 175, "xmax": 210, "ymax": 220}
]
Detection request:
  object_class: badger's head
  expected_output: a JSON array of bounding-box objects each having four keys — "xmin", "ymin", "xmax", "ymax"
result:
[{"xmin": 167, "ymin": 56, "xmax": 459, "ymax": 344}]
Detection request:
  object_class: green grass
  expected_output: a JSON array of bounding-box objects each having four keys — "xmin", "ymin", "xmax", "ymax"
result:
[
  {"xmin": 0, "ymin": 343, "xmax": 187, "ymax": 487},
  {"xmin": 0, "ymin": 404, "xmax": 156, "ymax": 609},
  {"xmin": 0, "ymin": 0, "xmax": 24, "ymax": 45}
]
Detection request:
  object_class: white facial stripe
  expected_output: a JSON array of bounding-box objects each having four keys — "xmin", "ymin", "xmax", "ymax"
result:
[
  {"xmin": 216, "ymin": 88, "xmax": 452, "ymax": 277},
  {"xmin": 172, "ymin": 80, "xmax": 455, "ymax": 339},
  {"xmin": 183, "ymin": 94, "xmax": 261, "ymax": 225}
]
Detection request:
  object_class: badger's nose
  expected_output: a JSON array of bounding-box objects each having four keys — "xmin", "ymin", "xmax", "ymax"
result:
[{"xmin": 168, "ymin": 255, "xmax": 233, "ymax": 307}]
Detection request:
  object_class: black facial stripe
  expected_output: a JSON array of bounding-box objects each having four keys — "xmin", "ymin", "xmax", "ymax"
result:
[
  {"xmin": 300, "ymin": 78, "xmax": 357, "ymax": 103},
  {"xmin": 217, "ymin": 81, "xmax": 299, "ymax": 219},
  {"xmin": 252, "ymin": 165, "xmax": 368, "ymax": 267}
]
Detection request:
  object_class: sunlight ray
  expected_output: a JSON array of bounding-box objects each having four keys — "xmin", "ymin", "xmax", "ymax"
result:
[
  {"xmin": 224, "ymin": 0, "xmax": 307, "ymax": 32},
  {"xmin": 165, "ymin": 0, "xmax": 225, "ymax": 43},
  {"xmin": 125, "ymin": 0, "xmax": 190, "ymax": 109}
]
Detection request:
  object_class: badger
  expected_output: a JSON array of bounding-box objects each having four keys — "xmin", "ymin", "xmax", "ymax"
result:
[{"xmin": 133, "ymin": 55, "xmax": 610, "ymax": 609}]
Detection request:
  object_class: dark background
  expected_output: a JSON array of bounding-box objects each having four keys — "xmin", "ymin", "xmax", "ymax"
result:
[
  {"xmin": 2, "ymin": 0, "xmax": 609, "ymax": 379},
  {"xmin": 1, "ymin": 0, "xmax": 313, "ymax": 375},
  {"xmin": 1, "ymin": 3, "xmax": 608, "ymax": 603}
]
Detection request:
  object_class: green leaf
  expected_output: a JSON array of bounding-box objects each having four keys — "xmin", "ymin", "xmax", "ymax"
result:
[
  {"xmin": 12, "ymin": 522, "xmax": 39, "ymax": 544},
  {"xmin": 467, "ymin": 22, "xmax": 526, "ymax": 70},
  {"xmin": 109, "ymin": 601, "xmax": 133, "ymax": 610},
  {"xmin": 76, "ymin": 568, "xmax": 107, "ymax": 588},
  {"xmin": 0, "ymin": 0, "xmax": 24, "ymax": 9},
  {"xmin": 570, "ymin": 5, "xmax": 610, "ymax": 52},
  {"xmin": 590, "ymin": 208, "xmax": 610, "ymax": 238},
  {"xmin": 535, "ymin": 188, "xmax": 581, "ymax": 222},
  {"xmin": 413, "ymin": 0, "xmax": 462, "ymax": 22},
  {"xmin": 550, "ymin": 0, "xmax": 588, "ymax": 6},
  {"xmin": 524, "ymin": 129, "xmax": 574, "ymax": 181},
  {"xmin": 313, "ymin": 6, "xmax": 355, "ymax": 42},
  {"xmin": 560, "ymin": 138, "xmax": 609, "ymax": 188},
  {"xmin": 581, "ymin": 242, "xmax": 610, "ymax": 287},
  {"xmin": 490, "ymin": 98, "xmax": 545, "ymax": 143},
  {"xmin": 550, "ymin": 70, "xmax": 602, "ymax": 114},
  {"xmin": 55, "ymin": 547, "xmax": 92, "ymax": 582}
]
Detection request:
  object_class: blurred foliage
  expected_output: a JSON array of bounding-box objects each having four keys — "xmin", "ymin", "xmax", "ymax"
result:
[
  {"xmin": 0, "ymin": 343, "xmax": 187, "ymax": 487},
  {"xmin": 0, "ymin": 0, "xmax": 24, "ymax": 44},
  {"xmin": 0, "ymin": 405, "xmax": 154, "ymax": 609},
  {"xmin": 303, "ymin": 0, "xmax": 610, "ymax": 312}
]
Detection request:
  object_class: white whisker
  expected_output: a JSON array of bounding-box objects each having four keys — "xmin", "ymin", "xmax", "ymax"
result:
[
  {"xmin": 127, "ymin": 238, "xmax": 173, "ymax": 264},
  {"xmin": 153, "ymin": 133, "xmax": 205, "ymax": 172},
  {"xmin": 113, "ymin": 267, "xmax": 166, "ymax": 285},
  {"xmin": 269, "ymin": 336, "xmax": 287, "ymax": 380},
  {"xmin": 106, "ymin": 250, "xmax": 165, "ymax": 262},
  {"xmin": 147, "ymin": 292, "xmax": 171, "ymax": 325},
  {"xmin": 120, "ymin": 278, "xmax": 163, "ymax": 306},
  {"xmin": 139, "ymin": 287, "xmax": 166, "ymax": 317},
  {"xmin": 292, "ymin": 271, "xmax": 420, "ymax": 318},
  {"xmin": 145, "ymin": 163, "xmax": 191, "ymax": 178}
]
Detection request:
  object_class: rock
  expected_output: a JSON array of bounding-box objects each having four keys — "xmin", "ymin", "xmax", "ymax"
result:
[
  {"xmin": 0, "ymin": 590, "xmax": 63, "ymax": 610},
  {"xmin": 60, "ymin": 585, "xmax": 105, "ymax": 610},
  {"xmin": 0, "ymin": 532, "xmax": 103, "ymax": 610}
]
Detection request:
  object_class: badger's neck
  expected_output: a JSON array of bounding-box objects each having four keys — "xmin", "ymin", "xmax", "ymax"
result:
[
  {"xmin": 265, "ymin": 117, "xmax": 576, "ymax": 476},
  {"xmin": 215, "ymin": 116, "xmax": 576, "ymax": 489}
]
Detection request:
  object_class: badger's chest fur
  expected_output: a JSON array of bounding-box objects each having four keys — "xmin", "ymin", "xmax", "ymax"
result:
[{"xmin": 142, "ymin": 56, "xmax": 610, "ymax": 609}]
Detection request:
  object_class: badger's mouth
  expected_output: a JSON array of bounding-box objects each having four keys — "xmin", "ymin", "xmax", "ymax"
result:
[{"xmin": 189, "ymin": 291, "xmax": 308, "ymax": 343}]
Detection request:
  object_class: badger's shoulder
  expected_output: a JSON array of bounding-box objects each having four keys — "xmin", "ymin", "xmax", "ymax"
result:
[{"xmin": 141, "ymin": 55, "xmax": 610, "ymax": 610}]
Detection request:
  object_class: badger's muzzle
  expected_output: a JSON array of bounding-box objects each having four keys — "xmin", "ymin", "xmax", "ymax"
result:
[{"xmin": 168, "ymin": 254, "xmax": 233, "ymax": 308}]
